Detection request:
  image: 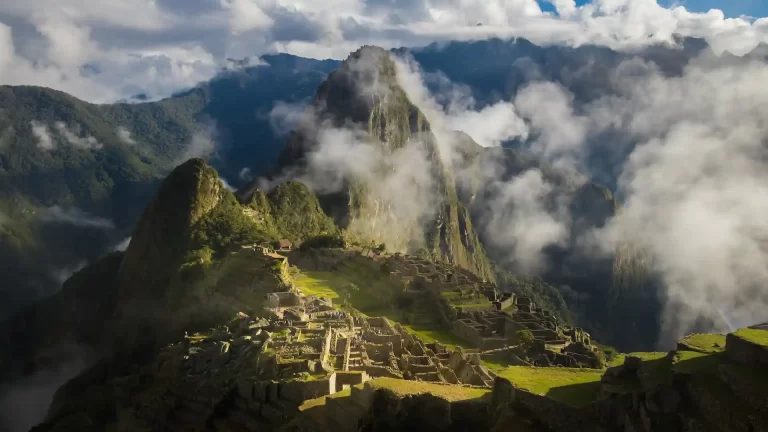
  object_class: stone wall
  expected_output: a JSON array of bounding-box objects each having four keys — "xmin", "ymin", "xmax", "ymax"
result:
[
  {"xmin": 363, "ymin": 343, "xmax": 392, "ymax": 363},
  {"xmin": 278, "ymin": 374, "xmax": 337, "ymax": 403},
  {"xmin": 335, "ymin": 371, "xmax": 370, "ymax": 391},
  {"xmin": 364, "ymin": 364, "xmax": 403, "ymax": 379},
  {"xmin": 726, "ymin": 333, "xmax": 768, "ymax": 367}
]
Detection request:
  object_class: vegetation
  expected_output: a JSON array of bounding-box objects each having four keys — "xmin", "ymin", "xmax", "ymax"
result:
[
  {"xmin": 597, "ymin": 344, "xmax": 619, "ymax": 363},
  {"xmin": 496, "ymin": 366, "xmax": 603, "ymax": 408},
  {"xmin": 678, "ymin": 333, "xmax": 726, "ymax": 353},
  {"xmin": 300, "ymin": 233, "xmax": 346, "ymax": 250},
  {"xmin": 190, "ymin": 190, "xmax": 264, "ymax": 253},
  {"xmin": 516, "ymin": 330, "xmax": 535, "ymax": 350},
  {"xmin": 247, "ymin": 181, "xmax": 339, "ymax": 244},
  {"xmin": 733, "ymin": 328, "xmax": 768, "ymax": 347},
  {"xmin": 367, "ymin": 378, "xmax": 490, "ymax": 402},
  {"xmin": 496, "ymin": 271, "xmax": 570, "ymax": 323}
]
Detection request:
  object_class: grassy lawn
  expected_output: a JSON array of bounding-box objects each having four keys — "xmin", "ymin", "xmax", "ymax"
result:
[
  {"xmin": 403, "ymin": 325, "xmax": 470, "ymax": 349},
  {"xmin": 368, "ymin": 378, "xmax": 490, "ymax": 402},
  {"xmin": 293, "ymin": 272, "xmax": 340, "ymax": 301},
  {"xmin": 733, "ymin": 328, "xmax": 768, "ymax": 347},
  {"xmin": 678, "ymin": 333, "xmax": 726, "ymax": 353},
  {"xmin": 482, "ymin": 356, "xmax": 519, "ymax": 373},
  {"xmin": 496, "ymin": 366, "xmax": 603, "ymax": 408},
  {"xmin": 293, "ymin": 268, "xmax": 397, "ymax": 312}
]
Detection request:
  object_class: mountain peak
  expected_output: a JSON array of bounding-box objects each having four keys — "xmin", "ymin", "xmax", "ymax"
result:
[{"xmin": 116, "ymin": 158, "xmax": 223, "ymax": 305}]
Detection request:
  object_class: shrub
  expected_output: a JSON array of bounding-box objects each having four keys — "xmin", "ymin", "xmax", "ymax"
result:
[
  {"xmin": 299, "ymin": 233, "xmax": 346, "ymax": 250},
  {"xmin": 517, "ymin": 330, "xmax": 535, "ymax": 348}
]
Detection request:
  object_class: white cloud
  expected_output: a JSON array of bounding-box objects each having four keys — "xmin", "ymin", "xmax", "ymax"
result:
[
  {"xmin": 30, "ymin": 120, "xmax": 54, "ymax": 150},
  {"xmin": 111, "ymin": 236, "xmax": 131, "ymax": 252},
  {"xmin": 116, "ymin": 126, "xmax": 136, "ymax": 145},
  {"xmin": 173, "ymin": 124, "xmax": 219, "ymax": 165},
  {"xmin": 0, "ymin": 0, "xmax": 765, "ymax": 103},
  {"xmin": 38, "ymin": 206, "xmax": 115, "ymax": 230},
  {"xmin": 53, "ymin": 122, "xmax": 102, "ymax": 150},
  {"xmin": 50, "ymin": 260, "xmax": 88, "ymax": 285},
  {"xmin": 238, "ymin": 167, "xmax": 253, "ymax": 181},
  {"xmin": 220, "ymin": 0, "xmax": 273, "ymax": 34},
  {"xmin": 482, "ymin": 168, "xmax": 571, "ymax": 273},
  {"xmin": 219, "ymin": 177, "xmax": 236, "ymax": 191}
]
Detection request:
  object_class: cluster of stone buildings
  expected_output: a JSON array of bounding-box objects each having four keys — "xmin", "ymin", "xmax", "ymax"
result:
[
  {"xmin": 258, "ymin": 290, "xmax": 494, "ymax": 388},
  {"xmin": 373, "ymin": 252, "xmax": 603, "ymax": 368}
]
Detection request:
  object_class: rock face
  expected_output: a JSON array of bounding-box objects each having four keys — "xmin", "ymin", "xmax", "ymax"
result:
[{"xmin": 274, "ymin": 46, "xmax": 494, "ymax": 282}]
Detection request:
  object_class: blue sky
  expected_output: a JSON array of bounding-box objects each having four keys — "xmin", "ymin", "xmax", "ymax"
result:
[{"xmin": 538, "ymin": 0, "xmax": 768, "ymax": 19}]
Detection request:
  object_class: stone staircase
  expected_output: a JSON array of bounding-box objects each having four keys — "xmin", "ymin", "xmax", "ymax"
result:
[{"xmin": 348, "ymin": 347, "xmax": 364, "ymax": 370}]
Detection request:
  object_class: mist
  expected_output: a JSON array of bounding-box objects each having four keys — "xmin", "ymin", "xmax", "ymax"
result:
[
  {"xmin": 390, "ymin": 48, "xmax": 768, "ymax": 345},
  {"xmin": 0, "ymin": 343, "xmax": 96, "ymax": 432}
]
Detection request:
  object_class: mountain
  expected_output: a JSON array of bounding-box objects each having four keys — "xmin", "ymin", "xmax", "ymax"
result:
[
  {"xmin": 270, "ymin": 46, "xmax": 495, "ymax": 282},
  {"xmin": 0, "ymin": 54, "xmax": 340, "ymax": 320}
]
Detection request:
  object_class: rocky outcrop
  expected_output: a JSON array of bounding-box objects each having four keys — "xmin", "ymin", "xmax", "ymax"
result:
[{"xmin": 273, "ymin": 46, "xmax": 495, "ymax": 282}]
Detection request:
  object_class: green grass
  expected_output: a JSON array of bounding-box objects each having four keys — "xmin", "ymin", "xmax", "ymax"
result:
[
  {"xmin": 403, "ymin": 325, "xmax": 469, "ymax": 349},
  {"xmin": 679, "ymin": 333, "xmax": 726, "ymax": 353},
  {"xmin": 496, "ymin": 366, "xmax": 603, "ymax": 408},
  {"xmin": 367, "ymin": 378, "xmax": 490, "ymax": 402},
  {"xmin": 294, "ymin": 267, "xmax": 398, "ymax": 312},
  {"xmin": 733, "ymin": 328, "xmax": 768, "ymax": 347},
  {"xmin": 482, "ymin": 357, "xmax": 519, "ymax": 373},
  {"xmin": 672, "ymin": 351, "xmax": 725, "ymax": 375},
  {"xmin": 294, "ymin": 272, "xmax": 341, "ymax": 301}
]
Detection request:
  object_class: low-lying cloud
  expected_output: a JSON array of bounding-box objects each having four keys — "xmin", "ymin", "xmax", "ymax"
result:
[
  {"xmin": 116, "ymin": 126, "xmax": 136, "ymax": 145},
  {"xmin": 30, "ymin": 121, "xmax": 54, "ymax": 150},
  {"xmin": 38, "ymin": 206, "xmax": 115, "ymax": 230},
  {"xmin": 0, "ymin": 343, "xmax": 95, "ymax": 432},
  {"xmin": 173, "ymin": 124, "xmax": 219, "ymax": 166},
  {"xmin": 54, "ymin": 122, "xmax": 103, "ymax": 150}
]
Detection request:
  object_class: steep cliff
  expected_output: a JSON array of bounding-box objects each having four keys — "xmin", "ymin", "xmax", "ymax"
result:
[{"xmin": 275, "ymin": 46, "xmax": 494, "ymax": 282}]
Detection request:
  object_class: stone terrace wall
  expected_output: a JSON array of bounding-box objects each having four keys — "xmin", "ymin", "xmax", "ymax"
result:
[
  {"xmin": 726, "ymin": 333, "xmax": 768, "ymax": 367},
  {"xmin": 279, "ymin": 374, "xmax": 338, "ymax": 403}
]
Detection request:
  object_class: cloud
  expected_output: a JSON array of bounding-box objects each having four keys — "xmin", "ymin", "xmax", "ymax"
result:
[
  {"xmin": 514, "ymin": 81, "xmax": 590, "ymax": 168},
  {"xmin": 50, "ymin": 260, "xmax": 88, "ymax": 285},
  {"xmin": 116, "ymin": 126, "xmax": 136, "ymax": 145},
  {"xmin": 219, "ymin": 177, "xmax": 236, "ymax": 191},
  {"xmin": 0, "ymin": 343, "xmax": 95, "ymax": 432},
  {"xmin": 29, "ymin": 120, "xmax": 54, "ymax": 150},
  {"xmin": 238, "ymin": 167, "xmax": 253, "ymax": 181},
  {"xmin": 0, "ymin": 0, "xmax": 767, "ymax": 103},
  {"xmin": 579, "ymin": 57, "xmax": 768, "ymax": 345},
  {"xmin": 220, "ymin": 0, "xmax": 273, "ymax": 35},
  {"xmin": 111, "ymin": 236, "xmax": 131, "ymax": 252},
  {"xmin": 481, "ymin": 168, "xmax": 571, "ymax": 273},
  {"xmin": 173, "ymin": 124, "xmax": 219, "ymax": 166},
  {"xmin": 38, "ymin": 206, "xmax": 115, "ymax": 230},
  {"xmin": 53, "ymin": 122, "xmax": 102, "ymax": 150}
]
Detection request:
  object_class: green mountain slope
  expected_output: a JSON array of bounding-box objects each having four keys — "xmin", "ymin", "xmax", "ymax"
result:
[{"xmin": 0, "ymin": 55, "xmax": 339, "ymax": 319}]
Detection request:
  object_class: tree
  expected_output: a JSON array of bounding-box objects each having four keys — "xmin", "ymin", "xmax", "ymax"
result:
[{"xmin": 516, "ymin": 329, "xmax": 535, "ymax": 349}]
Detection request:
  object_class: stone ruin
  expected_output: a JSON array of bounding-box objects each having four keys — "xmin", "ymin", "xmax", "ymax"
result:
[
  {"xmin": 254, "ymin": 246, "xmax": 602, "ymax": 369},
  {"xmin": 371, "ymin": 252, "xmax": 603, "ymax": 368}
]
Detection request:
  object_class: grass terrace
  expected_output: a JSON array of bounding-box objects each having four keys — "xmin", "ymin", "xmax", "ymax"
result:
[
  {"xmin": 732, "ymin": 328, "xmax": 768, "ymax": 347},
  {"xmin": 367, "ymin": 378, "xmax": 490, "ymax": 402},
  {"xmin": 678, "ymin": 333, "xmax": 726, "ymax": 353},
  {"xmin": 402, "ymin": 325, "xmax": 470, "ymax": 349},
  {"xmin": 496, "ymin": 366, "xmax": 603, "ymax": 408}
]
